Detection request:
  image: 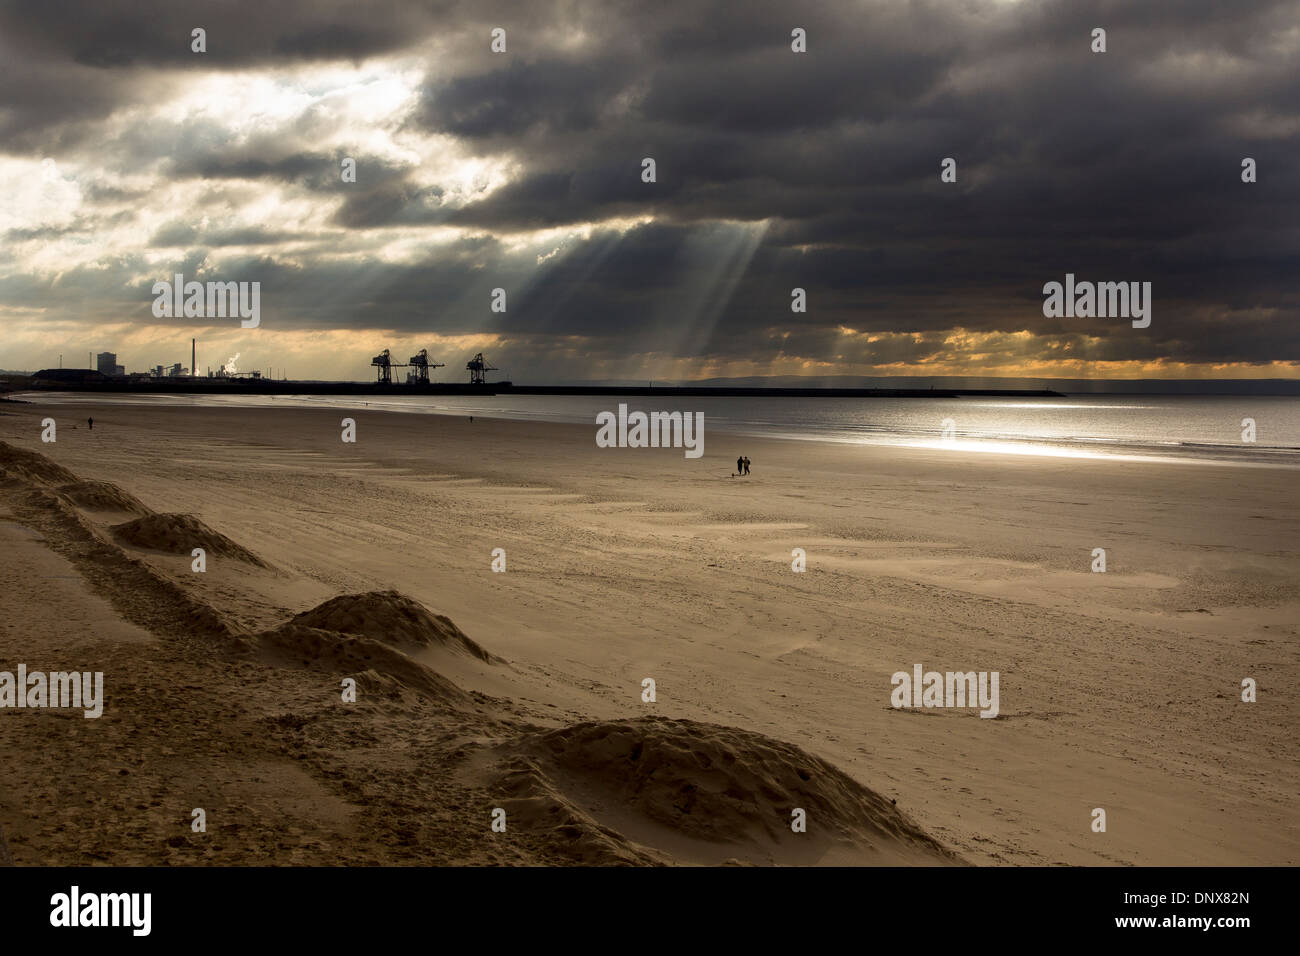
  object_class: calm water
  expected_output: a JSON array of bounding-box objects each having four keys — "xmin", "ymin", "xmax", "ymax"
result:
[{"xmin": 19, "ymin": 392, "xmax": 1300, "ymax": 468}]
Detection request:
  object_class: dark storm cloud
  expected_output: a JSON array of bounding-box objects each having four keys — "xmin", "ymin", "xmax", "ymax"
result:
[
  {"xmin": 415, "ymin": 57, "xmax": 641, "ymax": 139},
  {"xmin": 148, "ymin": 223, "xmax": 309, "ymax": 247},
  {"xmin": 2, "ymin": 0, "xmax": 1297, "ymax": 375},
  {"xmin": 5, "ymin": 224, "xmax": 83, "ymax": 241},
  {"xmin": 149, "ymin": 221, "xmax": 199, "ymax": 246},
  {"xmin": 0, "ymin": 0, "xmax": 430, "ymax": 151},
  {"xmin": 82, "ymin": 183, "xmax": 150, "ymax": 204},
  {"xmin": 0, "ymin": 0, "xmax": 424, "ymax": 69},
  {"xmin": 168, "ymin": 151, "xmax": 327, "ymax": 184},
  {"xmin": 397, "ymin": 0, "xmax": 1300, "ymax": 372},
  {"xmin": 331, "ymin": 179, "xmax": 447, "ymax": 228}
]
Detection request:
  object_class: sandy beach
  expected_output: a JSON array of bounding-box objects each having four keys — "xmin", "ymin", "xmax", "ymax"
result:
[{"xmin": 1, "ymin": 398, "xmax": 1296, "ymax": 866}]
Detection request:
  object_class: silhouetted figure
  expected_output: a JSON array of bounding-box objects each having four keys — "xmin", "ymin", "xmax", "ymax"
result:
[
  {"xmin": 469, "ymin": 416, "xmax": 474, "ymax": 424},
  {"xmin": 743, "ymin": 456, "xmax": 751, "ymax": 475},
  {"xmin": 87, "ymin": 417, "xmax": 93, "ymax": 431},
  {"xmin": 736, "ymin": 455, "xmax": 744, "ymax": 476}
]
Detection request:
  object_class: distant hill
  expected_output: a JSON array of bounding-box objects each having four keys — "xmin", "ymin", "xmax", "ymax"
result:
[
  {"xmin": 30, "ymin": 369, "xmax": 108, "ymax": 385},
  {"xmin": 0, "ymin": 372, "xmax": 33, "ymax": 393}
]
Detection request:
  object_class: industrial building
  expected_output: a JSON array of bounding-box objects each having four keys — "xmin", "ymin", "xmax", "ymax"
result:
[{"xmin": 94, "ymin": 352, "xmax": 127, "ymax": 377}]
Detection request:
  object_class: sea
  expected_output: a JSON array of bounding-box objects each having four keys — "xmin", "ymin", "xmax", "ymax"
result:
[{"xmin": 17, "ymin": 392, "xmax": 1300, "ymax": 468}]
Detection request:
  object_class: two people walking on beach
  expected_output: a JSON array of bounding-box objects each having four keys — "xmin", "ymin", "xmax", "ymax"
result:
[{"xmin": 735, "ymin": 455, "xmax": 750, "ymax": 477}]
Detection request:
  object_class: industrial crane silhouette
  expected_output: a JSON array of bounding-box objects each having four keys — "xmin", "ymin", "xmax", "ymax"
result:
[
  {"xmin": 466, "ymin": 352, "xmax": 497, "ymax": 385},
  {"xmin": 371, "ymin": 347, "xmax": 499, "ymax": 386},
  {"xmin": 406, "ymin": 348, "xmax": 445, "ymax": 384}
]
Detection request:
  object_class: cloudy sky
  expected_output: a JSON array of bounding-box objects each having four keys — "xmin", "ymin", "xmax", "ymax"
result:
[{"xmin": 1, "ymin": 0, "xmax": 1296, "ymax": 383}]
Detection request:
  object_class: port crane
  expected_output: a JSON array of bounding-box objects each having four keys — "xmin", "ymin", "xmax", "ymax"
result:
[
  {"xmin": 406, "ymin": 349, "xmax": 445, "ymax": 384},
  {"xmin": 466, "ymin": 352, "xmax": 497, "ymax": 385},
  {"xmin": 371, "ymin": 347, "xmax": 494, "ymax": 386}
]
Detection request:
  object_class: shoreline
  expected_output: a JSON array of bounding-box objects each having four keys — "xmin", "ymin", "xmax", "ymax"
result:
[
  {"xmin": 12, "ymin": 391, "xmax": 1300, "ymax": 470},
  {"xmin": 4, "ymin": 381, "xmax": 1066, "ymax": 398}
]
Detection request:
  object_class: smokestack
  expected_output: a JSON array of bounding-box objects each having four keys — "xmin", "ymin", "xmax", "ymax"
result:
[{"xmin": 192, "ymin": 339, "xmax": 196, "ymax": 378}]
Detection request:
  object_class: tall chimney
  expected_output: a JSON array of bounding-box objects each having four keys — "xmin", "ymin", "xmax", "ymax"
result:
[{"xmin": 192, "ymin": 338, "xmax": 196, "ymax": 378}]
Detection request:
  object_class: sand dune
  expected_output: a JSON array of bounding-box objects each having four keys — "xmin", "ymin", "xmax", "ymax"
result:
[
  {"xmin": 256, "ymin": 622, "xmax": 473, "ymax": 706},
  {"xmin": 0, "ymin": 440, "xmax": 78, "ymax": 486},
  {"xmin": 54, "ymin": 479, "xmax": 150, "ymax": 514},
  {"xmin": 255, "ymin": 590, "xmax": 498, "ymax": 705},
  {"xmin": 486, "ymin": 716, "xmax": 963, "ymax": 865},
  {"xmin": 110, "ymin": 512, "xmax": 269, "ymax": 567},
  {"xmin": 10, "ymin": 469, "xmax": 235, "ymax": 642},
  {"xmin": 284, "ymin": 590, "xmax": 497, "ymax": 662}
]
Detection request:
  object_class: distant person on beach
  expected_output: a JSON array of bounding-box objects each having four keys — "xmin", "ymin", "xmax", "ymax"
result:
[
  {"xmin": 736, "ymin": 455, "xmax": 744, "ymax": 476},
  {"xmin": 87, "ymin": 417, "xmax": 93, "ymax": 430},
  {"xmin": 469, "ymin": 416, "xmax": 473, "ymax": 424},
  {"xmin": 743, "ymin": 456, "xmax": 751, "ymax": 475}
]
